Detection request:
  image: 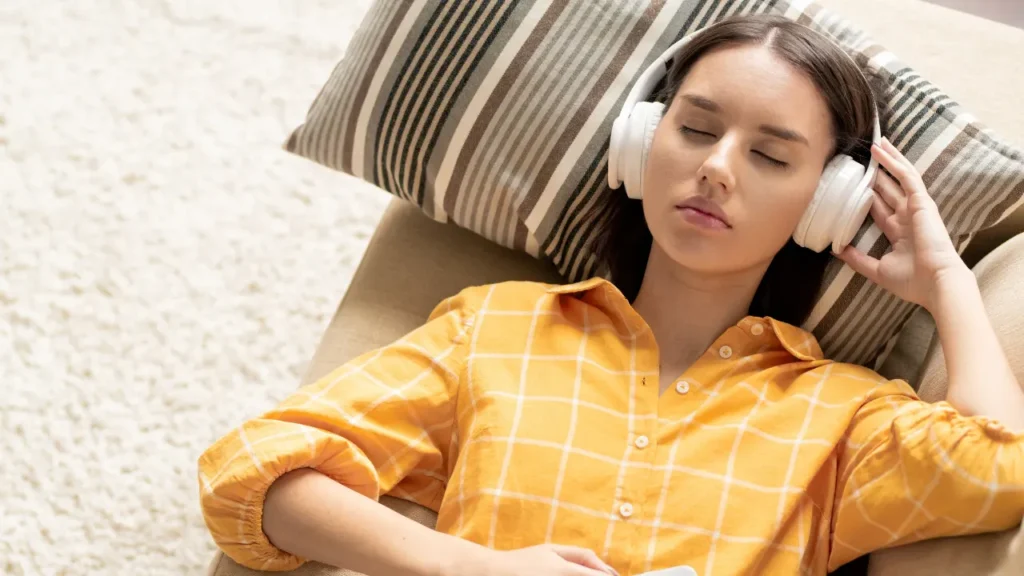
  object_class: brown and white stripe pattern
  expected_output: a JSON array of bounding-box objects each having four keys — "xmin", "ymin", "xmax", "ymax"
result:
[{"xmin": 286, "ymin": 0, "xmax": 1024, "ymax": 367}]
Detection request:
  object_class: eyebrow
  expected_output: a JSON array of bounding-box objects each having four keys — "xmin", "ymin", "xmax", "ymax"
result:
[{"xmin": 679, "ymin": 93, "xmax": 810, "ymax": 146}]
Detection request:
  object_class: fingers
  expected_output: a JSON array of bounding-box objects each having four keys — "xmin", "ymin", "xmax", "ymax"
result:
[
  {"xmin": 873, "ymin": 170, "xmax": 905, "ymax": 211},
  {"xmin": 550, "ymin": 545, "xmax": 618, "ymax": 576},
  {"xmin": 871, "ymin": 138, "xmax": 923, "ymax": 194},
  {"xmin": 879, "ymin": 137, "xmax": 916, "ymax": 173},
  {"xmin": 870, "ymin": 195, "xmax": 901, "ymax": 241},
  {"xmin": 834, "ymin": 245, "xmax": 881, "ymax": 285}
]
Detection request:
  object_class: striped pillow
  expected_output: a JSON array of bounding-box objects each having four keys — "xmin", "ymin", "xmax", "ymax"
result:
[{"xmin": 285, "ymin": 0, "xmax": 1024, "ymax": 368}]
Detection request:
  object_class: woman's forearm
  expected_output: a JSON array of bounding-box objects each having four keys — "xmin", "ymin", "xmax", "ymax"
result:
[
  {"xmin": 262, "ymin": 468, "xmax": 481, "ymax": 576},
  {"xmin": 929, "ymin": 268, "xmax": 1024, "ymax": 430}
]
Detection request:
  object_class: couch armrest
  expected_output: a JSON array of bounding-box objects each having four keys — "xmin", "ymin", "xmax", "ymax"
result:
[
  {"xmin": 868, "ymin": 524, "xmax": 1024, "ymax": 576},
  {"xmin": 868, "ymin": 232, "xmax": 1024, "ymax": 576}
]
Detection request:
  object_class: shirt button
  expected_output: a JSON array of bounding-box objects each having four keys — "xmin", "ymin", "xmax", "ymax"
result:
[
  {"xmin": 634, "ymin": 435, "xmax": 649, "ymax": 449},
  {"xmin": 718, "ymin": 345, "xmax": 733, "ymax": 359},
  {"xmin": 675, "ymin": 380, "xmax": 690, "ymax": 395},
  {"xmin": 750, "ymin": 323, "xmax": 765, "ymax": 336},
  {"xmin": 619, "ymin": 503, "xmax": 634, "ymax": 518}
]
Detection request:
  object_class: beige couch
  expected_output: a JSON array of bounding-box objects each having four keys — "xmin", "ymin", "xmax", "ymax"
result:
[{"xmin": 207, "ymin": 0, "xmax": 1024, "ymax": 574}]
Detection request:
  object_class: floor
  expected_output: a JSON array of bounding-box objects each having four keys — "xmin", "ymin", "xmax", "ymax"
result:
[
  {"xmin": 923, "ymin": 0, "xmax": 1024, "ymax": 28},
  {"xmin": 1, "ymin": 1, "xmax": 384, "ymax": 574}
]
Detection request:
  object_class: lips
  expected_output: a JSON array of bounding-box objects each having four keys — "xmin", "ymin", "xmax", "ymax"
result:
[{"xmin": 676, "ymin": 196, "xmax": 731, "ymax": 228}]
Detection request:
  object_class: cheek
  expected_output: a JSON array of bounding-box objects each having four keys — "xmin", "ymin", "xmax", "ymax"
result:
[
  {"xmin": 644, "ymin": 140, "xmax": 698, "ymax": 191},
  {"xmin": 743, "ymin": 175, "xmax": 820, "ymax": 243}
]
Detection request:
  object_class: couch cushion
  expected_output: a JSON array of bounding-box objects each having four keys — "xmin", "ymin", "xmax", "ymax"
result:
[
  {"xmin": 917, "ymin": 231, "xmax": 1024, "ymax": 403},
  {"xmin": 285, "ymin": 0, "xmax": 1024, "ymax": 370}
]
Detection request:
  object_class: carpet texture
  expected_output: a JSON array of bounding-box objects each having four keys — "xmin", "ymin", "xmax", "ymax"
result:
[{"xmin": 0, "ymin": 1, "xmax": 386, "ymax": 573}]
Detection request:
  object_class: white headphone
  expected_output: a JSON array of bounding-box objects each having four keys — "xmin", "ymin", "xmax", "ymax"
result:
[{"xmin": 607, "ymin": 32, "xmax": 882, "ymax": 253}]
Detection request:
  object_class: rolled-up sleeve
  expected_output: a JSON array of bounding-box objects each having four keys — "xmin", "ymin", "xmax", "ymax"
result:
[
  {"xmin": 197, "ymin": 290, "xmax": 476, "ymax": 571},
  {"xmin": 830, "ymin": 384, "xmax": 1024, "ymax": 570}
]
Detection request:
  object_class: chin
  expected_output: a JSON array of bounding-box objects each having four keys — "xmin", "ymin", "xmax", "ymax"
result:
[{"xmin": 656, "ymin": 234, "xmax": 737, "ymax": 272}]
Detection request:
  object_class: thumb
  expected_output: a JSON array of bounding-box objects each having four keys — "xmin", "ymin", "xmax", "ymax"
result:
[
  {"xmin": 834, "ymin": 245, "xmax": 880, "ymax": 284},
  {"xmin": 549, "ymin": 545, "xmax": 619, "ymax": 575}
]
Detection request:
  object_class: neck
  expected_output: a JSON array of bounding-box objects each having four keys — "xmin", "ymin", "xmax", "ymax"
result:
[{"xmin": 632, "ymin": 244, "xmax": 767, "ymax": 371}]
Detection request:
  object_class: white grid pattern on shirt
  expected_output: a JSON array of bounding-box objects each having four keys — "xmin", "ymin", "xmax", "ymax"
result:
[
  {"xmin": 289, "ymin": 382, "xmax": 455, "ymax": 483},
  {"xmin": 955, "ymin": 445, "xmax": 1003, "ymax": 534},
  {"xmin": 704, "ymin": 378, "xmax": 772, "ymax": 575},
  {"xmin": 774, "ymin": 365, "xmax": 832, "ymax": 535},
  {"xmin": 597, "ymin": 285, "xmax": 639, "ymax": 558},
  {"xmin": 202, "ymin": 430, "xmax": 307, "ymax": 489},
  {"xmin": 472, "ymin": 352, "xmax": 659, "ymax": 376},
  {"xmin": 467, "ymin": 435, "xmax": 804, "ymax": 495},
  {"xmin": 464, "ymin": 488, "xmax": 803, "ymax": 555},
  {"xmin": 835, "ymin": 399, "xmax": 1023, "ymax": 559},
  {"xmin": 230, "ymin": 299, "xmax": 470, "ymax": 553},
  {"xmin": 640, "ymin": 343, "xmax": 777, "ymax": 573},
  {"xmin": 600, "ymin": 329, "xmax": 637, "ymax": 558},
  {"xmin": 545, "ymin": 306, "xmax": 590, "ymax": 542},
  {"xmin": 456, "ymin": 284, "xmax": 496, "ymax": 536},
  {"xmin": 487, "ymin": 292, "xmax": 547, "ymax": 547},
  {"xmin": 477, "ymin": 389, "xmax": 834, "ymax": 448}
]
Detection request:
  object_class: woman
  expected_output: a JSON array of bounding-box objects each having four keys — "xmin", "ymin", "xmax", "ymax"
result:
[{"xmin": 199, "ymin": 15, "xmax": 1024, "ymax": 576}]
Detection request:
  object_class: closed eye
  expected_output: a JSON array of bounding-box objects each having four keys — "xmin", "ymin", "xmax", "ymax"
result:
[
  {"xmin": 755, "ymin": 151, "xmax": 788, "ymax": 168},
  {"xmin": 680, "ymin": 126, "xmax": 715, "ymax": 139},
  {"xmin": 681, "ymin": 126, "xmax": 789, "ymax": 169}
]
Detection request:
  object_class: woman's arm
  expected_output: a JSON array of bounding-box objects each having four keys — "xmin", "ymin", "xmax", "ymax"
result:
[
  {"xmin": 262, "ymin": 469, "xmax": 618, "ymax": 576},
  {"xmin": 262, "ymin": 468, "xmax": 472, "ymax": 576},
  {"xmin": 829, "ymin": 386, "xmax": 1024, "ymax": 570},
  {"xmin": 262, "ymin": 467, "xmax": 614, "ymax": 573},
  {"xmin": 197, "ymin": 291, "xmax": 474, "ymax": 571},
  {"xmin": 930, "ymin": 269, "xmax": 1024, "ymax": 429},
  {"xmin": 837, "ymin": 137, "xmax": 1024, "ymax": 429},
  {"xmin": 199, "ymin": 288, "xmax": 616, "ymax": 576}
]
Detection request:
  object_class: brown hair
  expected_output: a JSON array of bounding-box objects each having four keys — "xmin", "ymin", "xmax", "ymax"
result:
[{"xmin": 591, "ymin": 14, "xmax": 884, "ymax": 326}]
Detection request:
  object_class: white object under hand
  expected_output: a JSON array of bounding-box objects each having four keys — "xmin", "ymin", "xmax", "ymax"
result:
[{"xmin": 636, "ymin": 567, "xmax": 699, "ymax": 576}]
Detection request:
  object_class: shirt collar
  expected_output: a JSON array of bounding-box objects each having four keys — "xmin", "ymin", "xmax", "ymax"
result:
[
  {"xmin": 547, "ymin": 278, "xmax": 824, "ymax": 362},
  {"xmin": 766, "ymin": 318, "xmax": 824, "ymax": 361},
  {"xmin": 545, "ymin": 277, "xmax": 608, "ymax": 295}
]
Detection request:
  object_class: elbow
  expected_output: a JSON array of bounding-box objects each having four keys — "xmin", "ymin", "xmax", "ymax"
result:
[
  {"xmin": 946, "ymin": 390, "xmax": 1024, "ymax": 433},
  {"xmin": 944, "ymin": 390, "xmax": 981, "ymax": 418},
  {"xmin": 197, "ymin": 434, "xmax": 308, "ymax": 572},
  {"xmin": 263, "ymin": 468, "xmax": 321, "ymax": 550}
]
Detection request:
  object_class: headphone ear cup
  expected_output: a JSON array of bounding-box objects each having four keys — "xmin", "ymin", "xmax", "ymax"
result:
[
  {"xmin": 608, "ymin": 115, "xmax": 628, "ymax": 189},
  {"xmin": 622, "ymin": 101, "xmax": 664, "ymax": 199},
  {"xmin": 794, "ymin": 155, "xmax": 865, "ymax": 252}
]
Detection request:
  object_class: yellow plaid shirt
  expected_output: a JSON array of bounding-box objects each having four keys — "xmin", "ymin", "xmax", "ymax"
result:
[{"xmin": 199, "ymin": 278, "xmax": 1024, "ymax": 575}]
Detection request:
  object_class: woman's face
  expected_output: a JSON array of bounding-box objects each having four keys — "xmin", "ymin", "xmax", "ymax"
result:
[{"xmin": 642, "ymin": 43, "xmax": 835, "ymax": 276}]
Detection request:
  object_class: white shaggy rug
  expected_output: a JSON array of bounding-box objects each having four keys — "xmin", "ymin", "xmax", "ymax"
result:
[{"xmin": 0, "ymin": 1, "xmax": 388, "ymax": 574}]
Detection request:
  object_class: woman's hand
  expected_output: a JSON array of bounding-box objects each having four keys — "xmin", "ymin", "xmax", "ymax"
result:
[
  {"xmin": 834, "ymin": 137, "xmax": 969, "ymax": 312},
  {"xmin": 443, "ymin": 544, "xmax": 619, "ymax": 576}
]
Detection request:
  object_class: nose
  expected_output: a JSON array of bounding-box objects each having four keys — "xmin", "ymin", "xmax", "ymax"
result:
[{"xmin": 697, "ymin": 135, "xmax": 738, "ymax": 194}]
